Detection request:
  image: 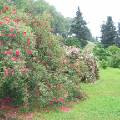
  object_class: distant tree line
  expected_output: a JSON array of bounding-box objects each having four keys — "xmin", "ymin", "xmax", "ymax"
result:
[{"xmin": 101, "ymin": 16, "xmax": 120, "ymax": 48}]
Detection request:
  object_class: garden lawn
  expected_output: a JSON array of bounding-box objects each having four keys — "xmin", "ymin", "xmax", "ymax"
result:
[{"xmin": 34, "ymin": 68, "xmax": 120, "ymax": 120}]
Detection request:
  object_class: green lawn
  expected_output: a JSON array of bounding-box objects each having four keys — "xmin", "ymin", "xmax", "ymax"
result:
[{"xmin": 34, "ymin": 68, "xmax": 120, "ymax": 120}]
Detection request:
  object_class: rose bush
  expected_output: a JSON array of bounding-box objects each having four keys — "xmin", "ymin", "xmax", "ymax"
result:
[
  {"xmin": 0, "ymin": 1, "xmax": 99, "ymax": 109},
  {"xmin": 0, "ymin": 3, "xmax": 81, "ymax": 108}
]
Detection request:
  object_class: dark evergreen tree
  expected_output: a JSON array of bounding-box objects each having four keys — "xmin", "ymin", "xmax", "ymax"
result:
[
  {"xmin": 117, "ymin": 22, "xmax": 120, "ymax": 37},
  {"xmin": 101, "ymin": 16, "xmax": 117, "ymax": 48},
  {"xmin": 70, "ymin": 6, "xmax": 92, "ymax": 47},
  {"xmin": 114, "ymin": 23, "xmax": 120, "ymax": 47}
]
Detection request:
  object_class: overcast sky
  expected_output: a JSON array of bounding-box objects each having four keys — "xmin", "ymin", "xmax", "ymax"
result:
[{"xmin": 45, "ymin": 0, "xmax": 120, "ymax": 37}]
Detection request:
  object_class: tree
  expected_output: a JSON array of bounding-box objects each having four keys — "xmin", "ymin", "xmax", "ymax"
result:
[
  {"xmin": 70, "ymin": 6, "xmax": 92, "ymax": 47},
  {"xmin": 101, "ymin": 16, "xmax": 117, "ymax": 48},
  {"xmin": 115, "ymin": 22, "xmax": 120, "ymax": 47},
  {"xmin": 118, "ymin": 22, "xmax": 120, "ymax": 37}
]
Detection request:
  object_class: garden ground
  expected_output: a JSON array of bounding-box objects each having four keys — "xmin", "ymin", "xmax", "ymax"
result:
[{"xmin": 34, "ymin": 68, "xmax": 120, "ymax": 120}]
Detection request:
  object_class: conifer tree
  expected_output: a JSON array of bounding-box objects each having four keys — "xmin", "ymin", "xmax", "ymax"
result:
[
  {"xmin": 70, "ymin": 7, "xmax": 92, "ymax": 47},
  {"xmin": 101, "ymin": 16, "xmax": 117, "ymax": 47}
]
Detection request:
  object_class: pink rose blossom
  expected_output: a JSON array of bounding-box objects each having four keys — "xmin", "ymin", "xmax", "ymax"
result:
[
  {"xmin": 11, "ymin": 57, "xmax": 17, "ymax": 61},
  {"xmin": 16, "ymin": 50, "xmax": 20, "ymax": 56}
]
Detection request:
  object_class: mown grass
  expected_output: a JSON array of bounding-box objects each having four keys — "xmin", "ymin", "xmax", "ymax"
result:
[{"xmin": 34, "ymin": 68, "xmax": 120, "ymax": 120}]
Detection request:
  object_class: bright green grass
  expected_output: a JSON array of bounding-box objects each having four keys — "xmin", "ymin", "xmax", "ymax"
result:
[{"xmin": 34, "ymin": 68, "xmax": 120, "ymax": 120}]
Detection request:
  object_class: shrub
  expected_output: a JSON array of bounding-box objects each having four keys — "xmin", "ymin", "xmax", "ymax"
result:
[
  {"xmin": 93, "ymin": 44, "xmax": 109, "ymax": 61},
  {"xmin": 80, "ymin": 39, "xmax": 88, "ymax": 48},
  {"xmin": 100, "ymin": 59, "xmax": 108, "ymax": 69},
  {"xmin": 64, "ymin": 37, "xmax": 88, "ymax": 48},
  {"xmin": 93, "ymin": 44, "xmax": 120, "ymax": 68},
  {"xmin": 0, "ymin": 3, "xmax": 82, "ymax": 107},
  {"xmin": 0, "ymin": 2, "xmax": 99, "ymax": 109},
  {"xmin": 107, "ymin": 45, "xmax": 120, "ymax": 68},
  {"xmin": 64, "ymin": 37, "xmax": 81, "ymax": 48},
  {"xmin": 64, "ymin": 46, "xmax": 99, "ymax": 83},
  {"xmin": 82, "ymin": 52, "xmax": 99, "ymax": 82}
]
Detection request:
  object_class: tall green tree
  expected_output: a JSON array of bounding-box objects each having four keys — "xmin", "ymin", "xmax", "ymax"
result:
[
  {"xmin": 117, "ymin": 22, "xmax": 120, "ymax": 37},
  {"xmin": 70, "ymin": 6, "xmax": 92, "ymax": 47},
  {"xmin": 101, "ymin": 16, "xmax": 117, "ymax": 48},
  {"xmin": 115, "ymin": 22, "xmax": 120, "ymax": 47}
]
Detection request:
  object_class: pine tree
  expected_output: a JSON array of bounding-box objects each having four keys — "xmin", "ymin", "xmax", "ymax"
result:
[
  {"xmin": 70, "ymin": 6, "xmax": 92, "ymax": 47},
  {"xmin": 101, "ymin": 16, "xmax": 117, "ymax": 48},
  {"xmin": 115, "ymin": 22, "xmax": 120, "ymax": 47},
  {"xmin": 117, "ymin": 22, "xmax": 120, "ymax": 37}
]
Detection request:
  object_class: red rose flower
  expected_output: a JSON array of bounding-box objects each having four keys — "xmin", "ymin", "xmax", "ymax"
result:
[
  {"xmin": 4, "ymin": 6, "xmax": 9, "ymax": 11},
  {"xmin": 23, "ymin": 32, "xmax": 26, "ymax": 37},
  {"xmin": 11, "ymin": 57, "xmax": 17, "ymax": 61},
  {"xmin": 4, "ymin": 50, "xmax": 13, "ymax": 55},
  {"xmin": 0, "ymin": 21, "xmax": 3, "ymax": 26},
  {"xmin": 16, "ymin": 50, "xmax": 20, "ymax": 56},
  {"xmin": 10, "ymin": 28, "xmax": 14, "ymax": 32}
]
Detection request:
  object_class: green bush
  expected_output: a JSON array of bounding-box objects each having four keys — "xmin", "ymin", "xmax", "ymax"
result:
[
  {"xmin": 93, "ymin": 44, "xmax": 109, "ymax": 61},
  {"xmin": 108, "ymin": 46, "xmax": 120, "ymax": 68},
  {"xmin": 64, "ymin": 37, "xmax": 88, "ymax": 48},
  {"xmin": 64, "ymin": 37, "xmax": 81, "ymax": 48},
  {"xmin": 80, "ymin": 39, "xmax": 88, "ymax": 48},
  {"xmin": 100, "ymin": 59, "xmax": 108, "ymax": 69},
  {"xmin": 93, "ymin": 44, "xmax": 120, "ymax": 68}
]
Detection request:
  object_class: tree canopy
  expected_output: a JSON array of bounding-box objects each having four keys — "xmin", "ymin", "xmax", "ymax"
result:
[
  {"xmin": 70, "ymin": 7, "xmax": 92, "ymax": 47},
  {"xmin": 101, "ymin": 16, "xmax": 117, "ymax": 48}
]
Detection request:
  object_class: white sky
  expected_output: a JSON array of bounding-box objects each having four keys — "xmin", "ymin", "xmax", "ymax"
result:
[{"xmin": 45, "ymin": 0, "xmax": 120, "ymax": 37}]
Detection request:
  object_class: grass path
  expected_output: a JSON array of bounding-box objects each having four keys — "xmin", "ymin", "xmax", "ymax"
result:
[{"xmin": 34, "ymin": 68, "xmax": 120, "ymax": 120}]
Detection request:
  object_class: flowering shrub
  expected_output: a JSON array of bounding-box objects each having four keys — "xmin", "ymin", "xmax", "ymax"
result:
[
  {"xmin": 82, "ymin": 51, "xmax": 99, "ymax": 82},
  {"xmin": 64, "ymin": 46, "xmax": 99, "ymax": 83},
  {"xmin": 0, "ymin": 2, "xmax": 81, "ymax": 107},
  {"xmin": 0, "ymin": 1, "xmax": 98, "ymax": 109},
  {"xmin": 0, "ymin": 3, "xmax": 34, "ymax": 105}
]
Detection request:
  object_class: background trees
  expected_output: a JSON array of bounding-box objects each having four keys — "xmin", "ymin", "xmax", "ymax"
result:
[
  {"xmin": 94, "ymin": 16, "xmax": 120, "ymax": 69},
  {"xmin": 101, "ymin": 16, "xmax": 117, "ymax": 48},
  {"xmin": 70, "ymin": 7, "xmax": 92, "ymax": 48},
  {"xmin": 115, "ymin": 22, "xmax": 120, "ymax": 47},
  {"xmin": 100, "ymin": 16, "xmax": 120, "ymax": 48}
]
